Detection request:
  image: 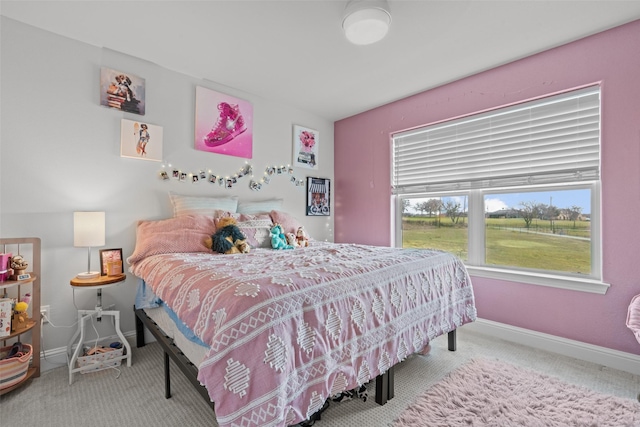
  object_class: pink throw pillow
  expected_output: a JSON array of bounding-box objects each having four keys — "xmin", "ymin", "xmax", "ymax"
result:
[
  {"xmin": 127, "ymin": 215, "xmax": 215, "ymax": 264},
  {"xmin": 270, "ymin": 210, "xmax": 310, "ymax": 238}
]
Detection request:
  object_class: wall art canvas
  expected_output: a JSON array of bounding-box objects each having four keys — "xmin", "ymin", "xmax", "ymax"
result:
[
  {"xmin": 293, "ymin": 125, "xmax": 319, "ymax": 170},
  {"xmin": 195, "ymin": 86, "xmax": 253, "ymax": 159},
  {"xmin": 120, "ymin": 119, "xmax": 163, "ymax": 162},
  {"xmin": 306, "ymin": 177, "xmax": 330, "ymax": 216},
  {"xmin": 100, "ymin": 67, "xmax": 145, "ymax": 115}
]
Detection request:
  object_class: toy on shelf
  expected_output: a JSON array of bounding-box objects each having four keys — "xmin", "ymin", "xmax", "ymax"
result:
[
  {"xmin": 9, "ymin": 255, "xmax": 29, "ymax": 280},
  {"xmin": 11, "ymin": 301, "xmax": 29, "ymax": 332}
]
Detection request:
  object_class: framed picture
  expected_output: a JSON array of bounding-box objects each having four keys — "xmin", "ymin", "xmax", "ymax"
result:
[
  {"xmin": 194, "ymin": 86, "xmax": 253, "ymax": 158},
  {"xmin": 293, "ymin": 125, "xmax": 319, "ymax": 170},
  {"xmin": 306, "ymin": 177, "xmax": 330, "ymax": 216},
  {"xmin": 99, "ymin": 248, "xmax": 123, "ymax": 276},
  {"xmin": 120, "ymin": 119, "xmax": 163, "ymax": 161},
  {"xmin": 100, "ymin": 67, "xmax": 146, "ymax": 115}
]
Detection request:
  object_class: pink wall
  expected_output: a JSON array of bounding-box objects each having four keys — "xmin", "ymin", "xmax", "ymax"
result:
[{"xmin": 334, "ymin": 20, "xmax": 640, "ymax": 354}]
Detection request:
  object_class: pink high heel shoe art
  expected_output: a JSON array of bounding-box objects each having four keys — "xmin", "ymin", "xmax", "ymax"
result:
[{"xmin": 204, "ymin": 102, "xmax": 247, "ymax": 146}]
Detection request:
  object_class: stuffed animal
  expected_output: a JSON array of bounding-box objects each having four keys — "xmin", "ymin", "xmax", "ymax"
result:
[
  {"xmin": 11, "ymin": 301, "xmax": 29, "ymax": 332},
  {"xmin": 296, "ymin": 226, "xmax": 310, "ymax": 247},
  {"xmin": 270, "ymin": 223, "xmax": 293, "ymax": 250},
  {"xmin": 209, "ymin": 217, "xmax": 250, "ymax": 254},
  {"xmin": 286, "ymin": 232, "xmax": 299, "ymax": 248}
]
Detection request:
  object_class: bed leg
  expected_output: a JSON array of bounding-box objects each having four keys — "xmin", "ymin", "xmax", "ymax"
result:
[
  {"xmin": 375, "ymin": 366, "xmax": 395, "ymax": 405},
  {"xmin": 164, "ymin": 351, "xmax": 171, "ymax": 399},
  {"xmin": 448, "ymin": 329, "xmax": 457, "ymax": 351},
  {"xmin": 387, "ymin": 365, "xmax": 395, "ymax": 400},
  {"xmin": 135, "ymin": 306, "xmax": 146, "ymax": 348}
]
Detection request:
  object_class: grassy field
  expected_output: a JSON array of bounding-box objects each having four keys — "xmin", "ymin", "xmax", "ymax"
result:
[{"xmin": 402, "ymin": 216, "xmax": 591, "ymax": 274}]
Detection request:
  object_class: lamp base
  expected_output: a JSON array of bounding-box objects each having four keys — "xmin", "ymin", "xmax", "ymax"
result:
[{"xmin": 76, "ymin": 271, "xmax": 100, "ymax": 279}]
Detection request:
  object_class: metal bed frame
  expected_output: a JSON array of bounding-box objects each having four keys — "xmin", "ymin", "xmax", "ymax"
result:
[{"xmin": 134, "ymin": 306, "xmax": 458, "ymax": 420}]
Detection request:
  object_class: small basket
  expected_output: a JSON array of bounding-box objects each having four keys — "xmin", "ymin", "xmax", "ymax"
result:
[
  {"xmin": 77, "ymin": 346, "xmax": 124, "ymax": 374},
  {"xmin": 0, "ymin": 343, "xmax": 32, "ymax": 390}
]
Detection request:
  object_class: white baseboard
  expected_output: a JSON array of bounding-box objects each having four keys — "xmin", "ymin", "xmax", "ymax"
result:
[
  {"xmin": 464, "ymin": 318, "xmax": 640, "ymax": 376},
  {"xmin": 41, "ymin": 320, "xmax": 640, "ymax": 376}
]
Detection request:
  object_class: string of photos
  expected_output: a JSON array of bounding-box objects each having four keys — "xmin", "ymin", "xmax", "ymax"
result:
[{"xmin": 158, "ymin": 162, "xmax": 306, "ymax": 192}]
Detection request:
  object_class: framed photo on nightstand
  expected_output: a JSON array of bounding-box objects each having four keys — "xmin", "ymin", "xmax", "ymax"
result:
[{"xmin": 99, "ymin": 248, "xmax": 123, "ymax": 276}]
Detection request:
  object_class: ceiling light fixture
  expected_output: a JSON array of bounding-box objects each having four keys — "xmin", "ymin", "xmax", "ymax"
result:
[{"xmin": 342, "ymin": 0, "xmax": 392, "ymax": 46}]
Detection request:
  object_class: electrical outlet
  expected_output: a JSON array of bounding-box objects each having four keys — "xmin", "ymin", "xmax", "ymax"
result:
[{"xmin": 41, "ymin": 305, "xmax": 50, "ymax": 323}]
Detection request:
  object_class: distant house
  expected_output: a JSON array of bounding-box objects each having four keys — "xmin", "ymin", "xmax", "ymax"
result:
[
  {"xmin": 486, "ymin": 209, "xmax": 520, "ymax": 219},
  {"xmin": 556, "ymin": 209, "xmax": 589, "ymax": 221}
]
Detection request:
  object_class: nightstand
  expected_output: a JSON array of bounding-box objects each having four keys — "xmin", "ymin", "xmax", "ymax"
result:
[{"xmin": 67, "ymin": 274, "xmax": 132, "ymax": 384}]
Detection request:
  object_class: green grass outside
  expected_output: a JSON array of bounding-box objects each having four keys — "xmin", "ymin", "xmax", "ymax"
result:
[{"xmin": 402, "ymin": 216, "xmax": 591, "ymax": 274}]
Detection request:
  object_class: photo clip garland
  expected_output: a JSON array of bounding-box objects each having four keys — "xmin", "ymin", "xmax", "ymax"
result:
[{"xmin": 158, "ymin": 162, "xmax": 305, "ymax": 191}]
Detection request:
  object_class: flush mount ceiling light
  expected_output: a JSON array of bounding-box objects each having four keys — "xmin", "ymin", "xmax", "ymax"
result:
[{"xmin": 342, "ymin": 0, "xmax": 392, "ymax": 45}]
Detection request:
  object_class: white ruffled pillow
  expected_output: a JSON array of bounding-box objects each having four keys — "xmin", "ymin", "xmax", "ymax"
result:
[
  {"xmin": 169, "ymin": 192, "xmax": 238, "ymax": 217},
  {"xmin": 237, "ymin": 199, "xmax": 283, "ymax": 214}
]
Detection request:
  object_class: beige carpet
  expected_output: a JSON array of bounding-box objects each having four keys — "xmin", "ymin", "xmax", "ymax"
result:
[
  {"xmin": 1, "ymin": 328, "xmax": 638, "ymax": 426},
  {"xmin": 392, "ymin": 358, "xmax": 640, "ymax": 427}
]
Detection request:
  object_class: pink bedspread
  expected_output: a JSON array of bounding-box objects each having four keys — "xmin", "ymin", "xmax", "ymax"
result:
[{"xmin": 130, "ymin": 242, "xmax": 476, "ymax": 427}]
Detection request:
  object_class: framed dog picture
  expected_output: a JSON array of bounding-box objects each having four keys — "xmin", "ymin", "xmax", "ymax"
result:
[
  {"xmin": 293, "ymin": 125, "xmax": 319, "ymax": 170},
  {"xmin": 100, "ymin": 67, "xmax": 146, "ymax": 115},
  {"xmin": 306, "ymin": 177, "xmax": 330, "ymax": 216},
  {"xmin": 99, "ymin": 248, "xmax": 123, "ymax": 276}
]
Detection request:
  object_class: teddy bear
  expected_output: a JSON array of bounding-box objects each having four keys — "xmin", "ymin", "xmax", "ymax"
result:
[
  {"xmin": 208, "ymin": 217, "xmax": 250, "ymax": 254},
  {"xmin": 296, "ymin": 226, "xmax": 310, "ymax": 247},
  {"xmin": 270, "ymin": 223, "xmax": 293, "ymax": 250},
  {"xmin": 286, "ymin": 232, "xmax": 299, "ymax": 248}
]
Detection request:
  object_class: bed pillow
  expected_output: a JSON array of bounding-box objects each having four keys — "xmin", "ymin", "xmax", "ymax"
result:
[
  {"xmin": 270, "ymin": 210, "xmax": 311, "ymax": 238},
  {"xmin": 237, "ymin": 199, "xmax": 283, "ymax": 214},
  {"xmin": 169, "ymin": 192, "xmax": 238, "ymax": 217},
  {"xmin": 127, "ymin": 215, "xmax": 215, "ymax": 264},
  {"xmin": 214, "ymin": 211, "xmax": 273, "ymax": 248},
  {"xmin": 237, "ymin": 213, "xmax": 273, "ymax": 249}
]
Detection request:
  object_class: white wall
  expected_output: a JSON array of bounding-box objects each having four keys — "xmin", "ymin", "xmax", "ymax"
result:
[{"xmin": 0, "ymin": 18, "xmax": 334, "ymax": 362}]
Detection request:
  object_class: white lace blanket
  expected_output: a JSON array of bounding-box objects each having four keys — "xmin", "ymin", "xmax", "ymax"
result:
[{"xmin": 130, "ymin": 242, "xmax": 476, "ymax": 427}]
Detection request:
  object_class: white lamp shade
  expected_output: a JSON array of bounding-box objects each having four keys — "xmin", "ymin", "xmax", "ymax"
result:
[
  {"xmin": 74, "ymin": 211, "xmax": 105, "ymax": 247},
  {"xmin": 343, "ymin": 0, "xmax": 391, "ymax": 45}
]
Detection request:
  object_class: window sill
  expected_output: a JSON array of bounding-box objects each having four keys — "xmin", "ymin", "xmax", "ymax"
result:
[{"xmin": 466, "ymin": 266, "xmax": 610, "ymax": 295}]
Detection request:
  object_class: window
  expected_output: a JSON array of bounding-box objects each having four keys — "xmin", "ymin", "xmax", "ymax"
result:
[{"xmin": 392, "ymin": 86, "xmax": 608, "ymax": 294}]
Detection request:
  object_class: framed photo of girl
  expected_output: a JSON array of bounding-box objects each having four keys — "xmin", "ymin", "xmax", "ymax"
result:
[
  {"xmin": 120, "ymin": 119, "xmax": 163, "ymax": 161},
  {"xmin": 306, "ymin": 177, "xmax": 330, "ymax": 216},
  {"xmin": 293, "ymin": 125, "xmax": 319, "ymax": 170},
  {"xmin": 99, "ymin": 248, "xmax": 123, "ymax": 276}
]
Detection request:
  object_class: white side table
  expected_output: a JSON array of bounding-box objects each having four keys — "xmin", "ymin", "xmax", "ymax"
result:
[{"xmin": 67, "ymin": 274, "xmax": 132, "ymax": 384}]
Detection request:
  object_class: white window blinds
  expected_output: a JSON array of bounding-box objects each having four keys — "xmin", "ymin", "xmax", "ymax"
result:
[{"xmin": 392, "ymin": 86, "xmax": 600, "ymax": 194}]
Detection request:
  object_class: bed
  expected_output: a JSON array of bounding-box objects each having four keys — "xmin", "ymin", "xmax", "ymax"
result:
[{"xmin": 128, "ymin": 210, "xmax": 476, "ymax": 427}]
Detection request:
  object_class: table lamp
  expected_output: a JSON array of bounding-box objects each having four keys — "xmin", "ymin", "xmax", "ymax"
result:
[{"xmin": 74, "ymin": 211, "xmax": 105, "ymax": 279}]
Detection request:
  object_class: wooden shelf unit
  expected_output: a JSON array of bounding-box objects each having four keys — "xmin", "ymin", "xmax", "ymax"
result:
[{"xmin": 1, "ymin": 237, "xmax": 41, "ymax": 395}]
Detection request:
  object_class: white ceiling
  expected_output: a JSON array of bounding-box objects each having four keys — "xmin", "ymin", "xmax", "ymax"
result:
[{"xmin": 2, "ymin": 1, "xmax": 640, "ymax": 121}]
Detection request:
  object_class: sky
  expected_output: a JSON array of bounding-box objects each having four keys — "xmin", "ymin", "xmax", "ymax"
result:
[{"xmin": 407, "ymin": 189, "xmax": 591, "ymax": 214}]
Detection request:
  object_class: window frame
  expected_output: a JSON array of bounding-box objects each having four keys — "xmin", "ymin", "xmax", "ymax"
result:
[
  {"xmin": 391, "ymin": 85, "xmax": 609, "ymax": 294},
  {"xmin": 393, "ymin": 172, "xmax": 609, "ymax": 295}
]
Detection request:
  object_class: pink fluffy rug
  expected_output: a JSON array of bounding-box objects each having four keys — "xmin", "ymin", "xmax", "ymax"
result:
[{"xmin": 393, "ymin": 358, "xmax": 640, "ymax": 427}]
